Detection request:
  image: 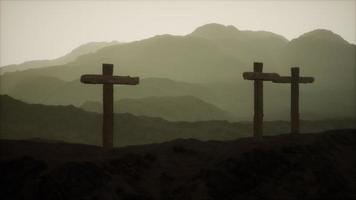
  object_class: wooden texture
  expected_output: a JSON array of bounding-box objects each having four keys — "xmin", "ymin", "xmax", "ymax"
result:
[
  {"xmin": 81, "ymin": 75, "xmax": 139, "ymax": 85},
  {"xmin": 272, "ymin": 76, "xmax": 314, "ymax": 83},
  {"xmin": 253, "ymin": 62, "xmax": 263, "ymax": 138},
  {"xmin": 103, "ymin": 64, "xmax": 114, "ymax": 148},
  {"xmin": 243, "ymin": 72, "xmax": 280, "ymax": 81},
  {"xmin": 291, "ymin": 67, "xmax": 300, "ymax": 134}
]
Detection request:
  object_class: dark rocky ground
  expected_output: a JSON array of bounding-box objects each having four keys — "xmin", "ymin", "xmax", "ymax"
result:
[{"xmin": 1, "ymin": 129, "xmax": 355, "ymax": 200}]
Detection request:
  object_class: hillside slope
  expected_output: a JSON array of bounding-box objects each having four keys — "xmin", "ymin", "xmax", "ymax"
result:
[
  {"xmin": 1, "ymin": 95, "xmax": 355, "ymax": 147},
  {"xmin": 80, "ymin": 95, "xmax": 231, "ymax": 121},
  {"xmin": 1, "ymin": 129, "xmax": 355, "ymax": 199},
  {"xmin": 0, "ymin": 94, "xmax": 248, "ymax": 146},
  {"xmin": 1, "ymin": 77, "xmax": 215, "ymax": 108}
]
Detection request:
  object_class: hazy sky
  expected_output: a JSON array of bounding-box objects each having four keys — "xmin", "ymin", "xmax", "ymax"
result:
[{"xmin": 1, "ymin": 0, "xmax": 355, "ymax": 66}]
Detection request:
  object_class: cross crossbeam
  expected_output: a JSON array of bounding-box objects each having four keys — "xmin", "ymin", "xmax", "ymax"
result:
[
  {"xmin": 243, "ymin": 72, "xmax": 280, "ymax": 81},
  {"xmin": 272, "ymin": 76, "xmax": 314, "ymax": 84},
  {"xmin": 81, "ymin": 75, "xmax": 139, "ymax": 85}
]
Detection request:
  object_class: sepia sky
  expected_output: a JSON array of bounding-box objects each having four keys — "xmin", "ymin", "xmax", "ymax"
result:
[{"xmin": 0, "ymin": 0, "xmax": 355, "ymax": 66}]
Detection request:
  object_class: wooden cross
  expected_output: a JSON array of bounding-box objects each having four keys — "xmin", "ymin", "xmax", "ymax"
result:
[
  {"xmin": 243, "ymin": 62, "xmax": 280, "ymax": 138},
  {"xmin": 272, "ymin": 67, "xmax": 314, "ymax": 134},
  {"xmin": 80, "ymin": 63, "xmax": 139, "ymax": 148}
]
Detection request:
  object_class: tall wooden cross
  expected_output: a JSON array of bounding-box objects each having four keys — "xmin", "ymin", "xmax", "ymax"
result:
[
  {"xmin": 80, "ymin": 63, "xmax": 139, "ymax": 148},
  {"xmin": 243, "ymin": 62, "xmax": 280, "ymax": 138},
  {"xmin": 272, "ymin": 67, "xmax": 314, "ymax": 134}
]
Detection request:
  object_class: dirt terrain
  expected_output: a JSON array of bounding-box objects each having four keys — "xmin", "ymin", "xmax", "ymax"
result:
[{"xmin": 1, "ymin": 129, "xmax": 355, "ymax": 200}]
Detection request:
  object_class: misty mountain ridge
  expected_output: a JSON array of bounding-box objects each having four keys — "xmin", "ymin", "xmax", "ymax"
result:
[
  {"xmin": 1, "ymin": 23, "xmax": 351, "ymax": 74},
  {"xmin": 295, "ymin": 29, "xmax": 350, "ymax": 44},
  {"xmin": 1, "ymin": 23, "xmax": 352, "ymax": 79},
  {"xmin": 80, "ymin": 95, "xmax": 232, "ymax": 122},
  {"xmin": 0, "ymin": 94, "xmax": 249, "ymax": 146},
  {"xmin": 190, "ymin": 23, "xmax": 289, "ymax": 42},
  {"xmin": 191, "ymin": 24, "xmax": 350, "ymax": 45},
  {"xmin": 0, "ymin": 41, "xmax": 120, "ymax": 74},
  {"xmin": 1, "ymin": 95, "xmax": 355, "ymax": 147},
  {"xmin": 0, "ymin": 23, "xmax": 354, "ymax": 121},
  {"xmin": 1, "ymin": 76, "xmax": 215, "ymax": 107}
]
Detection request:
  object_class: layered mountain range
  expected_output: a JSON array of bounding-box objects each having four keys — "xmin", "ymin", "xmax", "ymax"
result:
[
  {"xmin": 80, "ymin": 95, "xmax": 231, "ymax": 122},
  {"xmin": 1, "ymin": 23, "xmax": 355, "ymax": 121}
]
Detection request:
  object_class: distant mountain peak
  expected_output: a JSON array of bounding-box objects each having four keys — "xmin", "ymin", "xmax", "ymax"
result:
[
  {"xmin": 190, "ymin": 23, "xmax": 239, "ymax": 39},
  {"xmin": 197, "ymin": 23, "xmax": 239, "ymax": 31},
  {"xmin": 190, "ymin": 23, "xmax": 288, "ymax": 43},
  {"xmin": 64, "ymin": 41, "xmax": 120, "ymax": 60},
  {"xmin": 294, "ymin": 29, "xmax": 348, "ymax": 44}
]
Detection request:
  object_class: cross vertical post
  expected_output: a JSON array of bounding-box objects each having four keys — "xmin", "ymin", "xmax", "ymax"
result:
[
  {"xmin": 102, "ymin": 64, "xmax": 114, "ymax": 147},
  {"xmin": 254, "ymin": 62, "xmax": 263, "ymax": 138},
  {"xmin": 291, "ymin": 67, "xmax": 300, "ymax": 134}
]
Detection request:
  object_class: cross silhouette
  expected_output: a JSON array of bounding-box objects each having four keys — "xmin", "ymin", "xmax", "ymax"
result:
[
  {"xmin": 81, "ymin": 63, "xmax": 139, "ymax": 148},
  {"xmin": 273, "ymin": 67, "xmax": 314, "ymax": 134}
]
